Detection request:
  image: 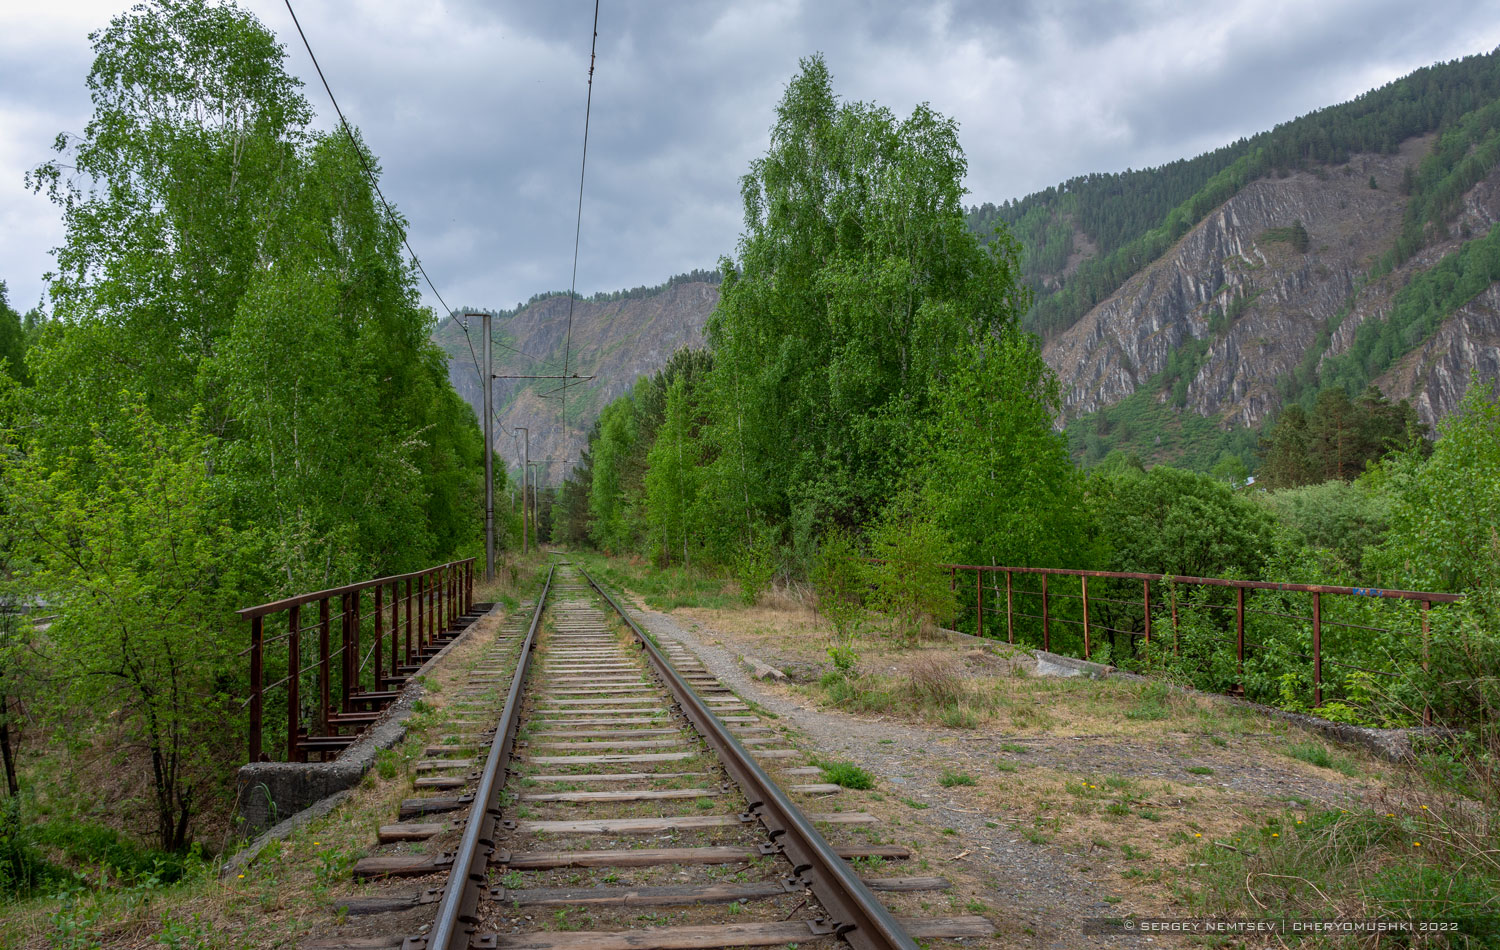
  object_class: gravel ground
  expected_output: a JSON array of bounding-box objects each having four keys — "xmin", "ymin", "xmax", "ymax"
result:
[{"xmin": 630, "ymin": 602, "xmax": 1378, "ymax": 950}]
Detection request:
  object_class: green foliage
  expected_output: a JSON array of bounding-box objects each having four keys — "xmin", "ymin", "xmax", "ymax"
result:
[
  {"xmin": 589, "ymin": 390, "xmax": 645, "ymax": 552},
  {"xmin": 1065, "ymin": 387, "xmax": 1259, "ymax": 473},
  {"xmin": 1258, "ymin": 220, "xmax": 1310, "ymax": 253},
  {"xmin": 23, "ymin": 0, "xmax": 482, "ymax": 586},
  {"xmin": 938, "ymin": 769, "xmax": 976, "ymax": 788},
  {"xmin": 644, "ymin": 374, "xmax": 704, "ymax": 566},
  {"xmin": 1258, "ymin": 387, "xmax": 1425, "ymax": 489},
  {"xmin": 864, "ymin": 490, "xmax": 958, "ymax": 643},
  {"xmin": 1090, "ymin": 465, "xmax": 1274, "ymax": 579},
  {"xmin": 563, "ymin": 56, "xmax": 1048, "ymax": 590},
  {"xmin": 732, "ymin": 525, "xmax": 777, "ymax": 607},
  {"xmin": 0, "ymin": 283, "xmax": 27, "ymax": 386},
  {"xmin": 30, "ymin": 820, "xmax": 196, "ymax": 885},
  {"xmin": 0, "ymin": 801, "xmax": 66, "ymax": 900},
  {"xmin": 1255, "ymin": 479, "xmax": 1391, "ymax": 575},
  {"xmin": 920, "ymin": 335, "xmax": 1092, "ymax": 571},
  {"xmin": 700, "ymin": 54, "xmax": 1029, "ymax": 548},
  {"xmin": 1195, "ymin": 807, "xmax": 1500, "ymax": 928},
  {"xmin": 3, "ymin": 402, "xmax": 237, "ymax": 850},
  {"xmin": 817, "ymin": 760, "xmax": 875, "ymax": 790},
  {"xmin": 1, "ymin": 0, "xmax": 489, "ymax": 854},
  {"xmin": 1372, "ymin": 377, "xmax": 1500, "ymax": 594},
  {"xmin": 812, "ymin": 527, "xmax": 866, "ymax": 672},
  {"xmin": 584, "ymin": 348, "xmax": 711, "ymax": 554}
]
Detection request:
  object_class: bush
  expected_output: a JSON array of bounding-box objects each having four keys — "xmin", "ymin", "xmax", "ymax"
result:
[
  {"xmin": 818, "ymin": 760, "xmax": 875, "ymax": 790},
  {"xmin": 0, "ymin": 803, "xmax": 66, "ymax": 900},
  {"xmin": 812, "ymin": 527, "xmax": 866, "ymax": 673},
  {"xmin": 1256, "ymin": 479, "xmax": 1391, "ymax": 576},
  {"xmin": 31, "ymin": 820, "xmax": 194, "ymax": 884},
  {"xmin": 733, "ymin": 525, "xmax": 778, "ymax": 607},
  {"xmin": 864, "ymin": 490, "xmax": 958, "ymax": 643}
]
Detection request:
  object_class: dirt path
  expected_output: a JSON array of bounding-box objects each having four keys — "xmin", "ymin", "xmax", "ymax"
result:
[{"xmin": 630, "ymin": 602, "xmax": 1389, "ymax": 949}]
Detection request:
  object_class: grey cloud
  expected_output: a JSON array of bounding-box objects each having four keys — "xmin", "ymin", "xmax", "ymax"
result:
[{"xmin": 3, "ymin": 0, "xmax": 1500, "ymax": 319}]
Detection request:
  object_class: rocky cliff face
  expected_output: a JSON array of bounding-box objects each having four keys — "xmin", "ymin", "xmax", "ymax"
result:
[
  {"xmin": 442, "ymin": 281, "xmax": 718, "ymax": 481},
  {"xmin": 1045, "ymin": 134, "xmax": 1500, "ymax": 432}
]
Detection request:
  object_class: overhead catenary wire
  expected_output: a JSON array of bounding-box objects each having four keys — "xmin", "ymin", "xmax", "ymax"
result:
[
  {"xmin": 558, "ymin": 0, "xmax": 601, "ymax": 469},
  {"xmin": 281, "ymin": 0, "xmax": 488, "ymax": 386},
  {"xmin": 283, "ymin": 0, "xmax": 558, "ymax": 383}
]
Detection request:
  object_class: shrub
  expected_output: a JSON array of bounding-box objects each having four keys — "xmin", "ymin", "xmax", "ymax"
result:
[
  {"xmin": 818, "ymin": 760, "xmax": 875, "ymax": 790},
  {"xmin": 733, "ymin": 525, "xmax": 778, "ymax": 607},
  {"xmin": 864, "ymin": 489, "xmax": 958, "ymax": 644},
  {"xmin": 812, "ymin": 526, "xmax": 866, "ymax": 673},
  {"xmin": 0, "ymin": 804, "xmax": 66, "ymax": 899},
  {"xmin": 902, "ymin": 655, "xmax": 968, "ymax": 707}
]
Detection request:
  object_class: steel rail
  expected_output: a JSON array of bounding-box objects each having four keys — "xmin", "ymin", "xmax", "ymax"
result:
[
  {"xmin": 582, "ymin": 568, "xmax": 919, "ymax": 950},
  {"xmin": 422, "ymin": 564, "xmax": 555, "ymax": 950}
]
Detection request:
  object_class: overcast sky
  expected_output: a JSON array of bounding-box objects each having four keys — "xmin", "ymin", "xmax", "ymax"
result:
[{"xmin": 3, "ymin": 0, "xmax": 1500, "ymax": 317}]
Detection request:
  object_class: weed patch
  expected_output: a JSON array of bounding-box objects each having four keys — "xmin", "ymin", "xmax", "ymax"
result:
[
  {"xmin": 818, "ymin": 760, "xmax": 876, "ymax": 790},
  {"xmin": 1285, "ymin": 741, "xmax": 1360, "ymax": 776},
  {"xmin": 1191, "ymin": 803, "xmax": 1500, "ymax": 929}
]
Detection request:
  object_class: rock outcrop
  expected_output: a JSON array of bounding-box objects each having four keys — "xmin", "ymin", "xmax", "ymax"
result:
[{"xmin": 1044, "ymin": 134, "xmax": 1500, "ymax": 431}]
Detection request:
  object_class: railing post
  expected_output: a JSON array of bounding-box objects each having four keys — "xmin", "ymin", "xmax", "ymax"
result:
[
  {"xmin": 1005, "ymin": 570, "xmax": 1014, "ymax": 644},
  {"xmin": 466, "ymin": 560, "xmax": 473, "ymax": 611},
  {"xmin": 1421, "ymin": 599, "xmax": 1432, "ymax": 727},
  {"xmin": 405, "ymin": 577, "xmax": 414, "ymax": 664},
  {"xmin": 1235, "ymin": 587, "xmax": 1245, "ymax": 692},
  {"xmin": 416, "ymin": 573, "xmax": 426, "ymax": 652},
  {"xmin": 975, "ymin": 569, "xmax": 983, "ymax": 640},
  {"xmin": 1081, "ymin": 575, "xmax": 1091, "ymax": 661},
  {"xmin": 1171, "ymin": 585, "xmax": 1179, "ymax": 656},
  {"xmin": 1143, "ymin": 579, "xmax": 1152, "ymax": 660},
  {"xmin": 1041, "ymin": 574, "xmax": 1050, "ymax": 653},
  {"xmin": 351, "ymin": 590, "xmax": 362, "ymax": 695},
  {"xmin": 287, "ymin": 605, "xmax": 300, "ymax": 762},
  {"xmin": 248, "ymin": 614, "xmax": 263, "ymax": 763},
  {"xmin": 341, "ymin": 592, "xmax": 354, "ymax": 711},
  {"xmin": 319, "ymin": 598, "xmax": 331, "ymax": 735},
  {"xmin": 390, "ymin": 579, "xmax": 402, "ymax": 675},
  {"xmin": 374, "ymin": 584, "xmax": 384, "ymax": 691},
  {"xmin": 1312, "ymin": 592, "xmax": 1322, "ymax": 708}
]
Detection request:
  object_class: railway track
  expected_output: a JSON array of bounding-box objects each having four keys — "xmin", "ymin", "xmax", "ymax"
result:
[{"xmin": 307, "ymin": 562, "xmax": 994, "ymax": 950}]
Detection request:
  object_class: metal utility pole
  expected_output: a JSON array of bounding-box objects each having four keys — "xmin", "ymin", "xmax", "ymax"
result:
[{"xmin": 479, "ymin": 313, "xmax": 495, "ymax": 581}]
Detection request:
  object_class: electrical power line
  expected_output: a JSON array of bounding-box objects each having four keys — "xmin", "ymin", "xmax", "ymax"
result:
[
  {"xmin": 283, "ymin": 0, "xmax": 569, "ymax": 387},
  {"xmin": 558, "ymin": 0, "xmax": 601, "ymax": 468}
]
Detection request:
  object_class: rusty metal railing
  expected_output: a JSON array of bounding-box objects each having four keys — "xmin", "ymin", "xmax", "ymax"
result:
[
  {"xmin": 943, "ymin": 564, "xmax": 1462, "ymax": 723},
  {"xmin": 239, "ymin": 558, "xmax": 474, "ymax": 762}
]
